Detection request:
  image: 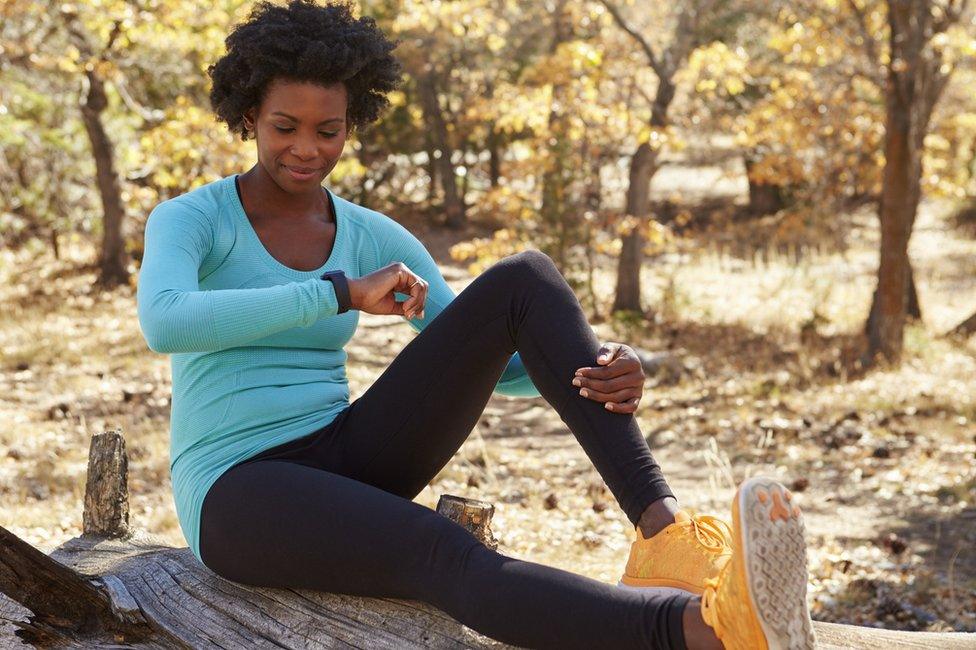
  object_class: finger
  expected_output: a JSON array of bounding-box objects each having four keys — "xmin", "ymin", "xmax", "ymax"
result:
[
  {"xmin": 406, "ymin": 279, "xmax": 426, "ymax": 319},
  {"xmin": 413, "ymin": 278, "xmax": 427, "ymax": 311},
  {"xmin": 597, "ymin": 343, "xmax": 620, "ymax": 365},
  {"xmin": 401, "ymin": 276, "xmax": 425, "ymax": 317},
  {"xmin": 577, "ymin": 362, "xmax": 629, "ymax": 380},
  {"xmin": 605, "ymin": 397, "xmax": 640, "ymax": 413},
  {"xmin": 577, "ymin": 385, "xmax": 639, "ymax": 403},
  {"xmin": 400, "ymin": 288, "xmax": 416, "ymax": 316},
  {"xmin": 573, "ymin": 374, "xmax": 634, "ymax": 393},
  {"xmin": 418, "ymin": 281, "xmax": 427, "ymax": 319}
]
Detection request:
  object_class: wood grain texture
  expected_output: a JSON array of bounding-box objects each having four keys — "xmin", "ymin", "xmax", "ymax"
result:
[{"xmin": 82, "ymin": 430, "xmax": 130, "ymax": 538}]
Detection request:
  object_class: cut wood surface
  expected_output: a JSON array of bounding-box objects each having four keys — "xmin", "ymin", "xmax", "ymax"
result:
[{"xmin": 1, "ymin": 429, "xmax": 973, "ymax": 648}]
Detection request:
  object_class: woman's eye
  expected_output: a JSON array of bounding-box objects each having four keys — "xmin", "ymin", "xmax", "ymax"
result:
[{"xmin": 273, "ymin": 126, "xmax": 338, "ymax": 138}]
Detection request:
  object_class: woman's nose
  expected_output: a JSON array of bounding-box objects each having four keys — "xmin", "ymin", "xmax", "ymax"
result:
[{"xmin": 290, "ymin": 142, "xmax": 317, "ymax": 160}]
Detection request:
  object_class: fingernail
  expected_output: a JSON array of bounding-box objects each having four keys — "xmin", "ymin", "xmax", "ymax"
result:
[
  {"xmin": 572, "ymin": 378, "xmax": 581, "ymax": 387},
  {"xmin": 605, "ymin": 403, "xmax": 613, "ymax": 410},
  {"xmin": 580, "ymin": 389, "xmax": 588, "ymax": 397}
]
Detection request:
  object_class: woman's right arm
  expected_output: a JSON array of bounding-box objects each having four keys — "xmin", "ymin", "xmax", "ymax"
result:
[{"xmin": 136, "ymin": 202, "xmax": 340, "ymax": 354}]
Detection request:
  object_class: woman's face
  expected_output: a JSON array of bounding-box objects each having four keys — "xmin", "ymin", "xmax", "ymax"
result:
[{"xmin": 243, "ymin": 79, "xmax": 349, "ymax": 192}]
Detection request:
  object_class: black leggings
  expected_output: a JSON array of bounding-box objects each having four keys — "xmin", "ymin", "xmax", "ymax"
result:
[{"xmin": 199, "ymin": 250, "xmax": 690, "ymax": 649}]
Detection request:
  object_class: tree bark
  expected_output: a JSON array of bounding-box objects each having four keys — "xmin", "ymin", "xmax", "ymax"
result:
[
  {"xmin": 601, "ymin": 0, "xmax": 699, "ymax": 315},
  {"xmin": 864, "ymin": 0, "xmax": 957, "ymax": 364},
  {"xmin": 80, "ymin": 68, "xmax": 129, "ymax": 288},
  {"xmin": 866, "ymin": 83, "xmax": 917, "ymax": 362},
  {"xmin": 612, "ymin": 141, "xmax": 659, "ymax": 314},
  {"xmin": 865, "ymin": 259, "xmax": 922, "ymax": 337},
  {"xmin": 416, "ymin": 70, "xmax": 465, "ymax": 229},
  {"xmin": 487, "ymin": 126, "xmax": 501, "ymax": 188},
  {"xmin": 744, "ymin": 154, "xmax": 786, "ymax": 216},
  {"xmin": 539, "ymin": 0, "xmax": 576, "ymax": 272},
  {"xmin": 424, "ymin": 130, "xmax": 439, "ymax": 203},
  {"xmin": 485, "ymin": 79, "xmax": 501, "ymax": 188}
]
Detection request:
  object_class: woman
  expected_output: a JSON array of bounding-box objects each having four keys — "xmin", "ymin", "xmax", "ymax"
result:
[{"xmin": 136, "ymin": 2, "xmax": 816, "ymax": 648}]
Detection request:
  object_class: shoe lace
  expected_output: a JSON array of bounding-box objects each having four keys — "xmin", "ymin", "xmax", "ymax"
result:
[
  {"xmin": 686, "ymin": 512, "xmax": 733, "ymax": 552},
  {"xmin": 701, "ymin": 576, "xmax": 721, "ymax": 630}
]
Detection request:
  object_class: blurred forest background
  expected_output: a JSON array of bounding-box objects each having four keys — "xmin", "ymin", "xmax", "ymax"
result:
[{"xmin": 2, "ymin": 0, "xmax": 976, "ymax": 636}]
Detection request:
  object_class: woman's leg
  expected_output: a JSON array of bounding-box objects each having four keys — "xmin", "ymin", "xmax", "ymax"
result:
[
  {"xmin": 200, "ymin": 459, "xmax": 692, "ymax": 649},
  {"xmin": 265, "ymin": 250, "xmax": 674, "ymax": 525}
]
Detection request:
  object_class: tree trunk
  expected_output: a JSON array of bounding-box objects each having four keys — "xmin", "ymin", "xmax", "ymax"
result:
[
  {"xmin": 581, "ymin": 138, "xmax": 603, "ymax": 317},
  {"xmin": 539, "ymin": 0, "xmax": 578, "ymax": 271},
  {"xmin": 424, "ymin": 131, "xmax": 439, "ymax": 203},
  {"xmin": 864, "ymin": 0, "xmax": 950, "ymax": 364},
  {"xmin": 744, "ymin": 155, "xmax": 786, "ymax": 216},
  {"xmin": 485, "ymin": 79, "xmax": 501, "ymax": 188},
  {"xmin": 487, "ymin": 126, "xmax": 501, "ymax": 188},
  {"xmin": 865, "ymin": 259, "xmax": 922, "ymax": 336},
  {"xmin": 50, "ymin": 228, "xmax": 60, "ymax": 261},
  {"xmin": 80, "ymin": 69, "xmax": 128, "ymax": 288},
  {"xmin": 416, "ymin": 70, "xmax": 465, "ymax": 229},
  {"xmin": 612, "ymin": 140, "xmax": 660, "ymax": 315},
  {"xmin": 603, "ymin": 0, "xmax": 692, "ymax": 316}
]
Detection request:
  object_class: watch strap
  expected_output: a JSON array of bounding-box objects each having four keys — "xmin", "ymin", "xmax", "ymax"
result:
[{"xmin": 320, "ymin": 270, "xmax": 352, "ymax": 314}]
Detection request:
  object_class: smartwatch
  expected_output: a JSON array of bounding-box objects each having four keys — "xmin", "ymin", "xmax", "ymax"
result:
[{"xmin": 320, "ymin": 269, "xmax": 352, "ymax": 314}]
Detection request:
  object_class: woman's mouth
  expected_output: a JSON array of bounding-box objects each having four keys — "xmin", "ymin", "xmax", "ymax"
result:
[{"xmin": 284, "ymin": 165, "xmax": 319, "ymax": 181}]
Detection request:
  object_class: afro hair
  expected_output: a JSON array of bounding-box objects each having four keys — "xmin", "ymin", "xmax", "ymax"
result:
[{"xmin": 208, "ymin": 0, "xmax": 402, "ymax": 139}]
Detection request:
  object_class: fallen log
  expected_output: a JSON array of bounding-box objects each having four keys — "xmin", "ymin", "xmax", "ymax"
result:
[{"xmin": 1, "ymin": 429, "xmax": 973, "ymax": 648}]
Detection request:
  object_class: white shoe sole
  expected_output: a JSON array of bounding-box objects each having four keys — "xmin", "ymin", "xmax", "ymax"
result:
[
  {"xmin": 737, "ymin": 477, "xmax": 817, "ymax": 650},
  {"xmin": 615, "ymin": 581, "xmax": 698, "ymax": 598}
]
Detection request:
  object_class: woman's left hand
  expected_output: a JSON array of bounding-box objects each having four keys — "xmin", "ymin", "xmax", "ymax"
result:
[{"xmin": 572, "ymin": 342, "xmax": 644, "ymax": 413}]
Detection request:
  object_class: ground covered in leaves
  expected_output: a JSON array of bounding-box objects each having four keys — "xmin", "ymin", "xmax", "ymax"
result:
[{"xmin": 1, "ymin": 197, "xmax": 974, "ymax": 637}]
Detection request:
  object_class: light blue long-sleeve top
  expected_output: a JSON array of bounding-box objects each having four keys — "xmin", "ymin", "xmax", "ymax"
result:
[{"xmin": 136, "ymin": 174, "xmax": 540, "ymax": 563}]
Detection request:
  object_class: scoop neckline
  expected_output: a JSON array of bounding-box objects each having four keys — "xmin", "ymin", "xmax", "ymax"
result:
[{"xmin": 227, "ymin": 173, "xmax": 343, "ymax": 279}]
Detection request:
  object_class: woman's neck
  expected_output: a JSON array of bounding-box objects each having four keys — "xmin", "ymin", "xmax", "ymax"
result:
[{"xmin": 238, "ymin": 164, "xmax": 330, "ymax": 221}]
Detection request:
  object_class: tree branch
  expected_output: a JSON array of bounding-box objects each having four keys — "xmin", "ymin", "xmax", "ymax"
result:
[
  {"xmin": 845, "ymin": 0, "xmax": 882, "ymax": 70},
  {"xmin": 597, "ymin": 0, "xmax": 666, "ymax": 79}
]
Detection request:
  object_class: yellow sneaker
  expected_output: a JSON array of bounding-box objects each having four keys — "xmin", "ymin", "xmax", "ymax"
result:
[
  {"xmin": 618, "ymin": 509, "xmax": 733, "ymax": 595},
  {"xmin": 700, "ymin": 477, "xmax": 816, "ymax": 650}
]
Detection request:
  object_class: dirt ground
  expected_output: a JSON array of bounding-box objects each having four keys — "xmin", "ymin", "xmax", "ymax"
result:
[{"xmin": 1, "ymin": 182, "xmax": 974, "ymax": 640}]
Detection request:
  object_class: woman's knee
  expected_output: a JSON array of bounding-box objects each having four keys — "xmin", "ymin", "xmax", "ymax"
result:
[{"xmin": 485, "ymin": 249, "xmax": 561, "ymax": 286}]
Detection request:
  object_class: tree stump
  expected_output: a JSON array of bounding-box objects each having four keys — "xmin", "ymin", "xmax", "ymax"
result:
[
  {"xmin": 435, "ymin": 495, "xmax": 498, "ymax": 550},
  {"xmin": 1, "ymin": 428, "xmax": 974, "ymax": 648}
]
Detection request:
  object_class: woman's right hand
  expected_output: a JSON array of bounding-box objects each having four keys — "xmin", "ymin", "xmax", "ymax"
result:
[{"xmin": 347, "ymin": 263, "xmax": 429, "ymax": 320}]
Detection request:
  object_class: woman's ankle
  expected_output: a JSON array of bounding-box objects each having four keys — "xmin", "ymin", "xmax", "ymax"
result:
[
  {"xmin": 637, "ymin": 496, "xmax": 680, "ymax": 539},
  {"xmin": 682, "ymin": 598, "xmax": 723, "ymax": 649}
]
